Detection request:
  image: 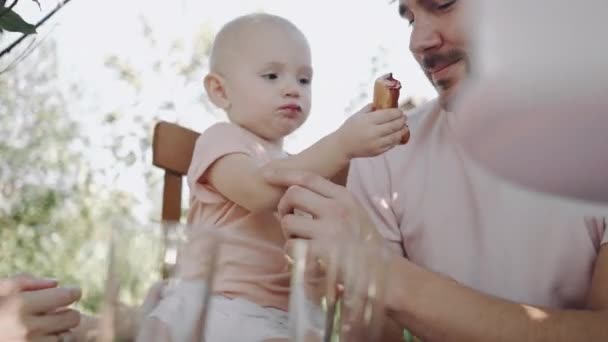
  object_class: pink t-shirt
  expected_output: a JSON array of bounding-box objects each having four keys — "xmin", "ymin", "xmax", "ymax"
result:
[
  {"xmin": 348, "ymin": 100, "xmax": 608, "ymax": 309},
  {"xmin": 186, "ymin": 122, "xmax": 290, "ymax": 310}
]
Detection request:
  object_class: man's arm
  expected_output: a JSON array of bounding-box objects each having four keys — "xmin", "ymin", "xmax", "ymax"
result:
[
  {"xmin": 264, "ymin": 168, "xmax": 608, "ymax": 341},
  {"xmin": 386, "ymin": 245, "xmax": 608, "ymax": 342}
]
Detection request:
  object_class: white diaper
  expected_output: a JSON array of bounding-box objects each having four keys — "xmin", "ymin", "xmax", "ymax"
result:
[
  {"xmin": 149, "ymin": 280, "xmax": 290, "ymax": 342},
  {"xmin": 204, "ymin": 295, "xmax": 290, "ymax": 342},
  {"xmin": 148, "ymin": 279, "xmax": 209, "ymax": 342}
]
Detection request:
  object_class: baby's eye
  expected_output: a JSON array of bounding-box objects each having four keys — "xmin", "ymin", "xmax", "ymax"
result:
[
  {"xmin": 299, "ymin": 77, "xmax": 311, "ymax": 85},
  {"xmin": 262, "ymin": 73, "xmax": 278, "ymax": 80}
]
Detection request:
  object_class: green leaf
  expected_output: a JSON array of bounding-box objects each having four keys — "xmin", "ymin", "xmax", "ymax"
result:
[{"xmin": 0, "ymin": 8, "xmax": 36, "ymax": 34}]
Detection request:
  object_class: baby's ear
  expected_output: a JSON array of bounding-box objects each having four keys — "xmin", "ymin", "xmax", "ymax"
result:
[{"xmin": 204, "ymin": 73, "xmax": 230, "ymax": 109}]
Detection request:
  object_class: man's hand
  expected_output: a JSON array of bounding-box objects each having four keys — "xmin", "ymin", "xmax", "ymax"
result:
[
  {"xmin": 267, "ymin": 169, "xmax": 402, "ymax": 341},
  {"xmin": 72, "ymin": 281, "xmax": 168, "ymax": 342},
  {"xmin": 265, "ymin": 168, "xmax": 382, "ymax": 260},
  {"xmin": 0, "ymin": 273, "xmax": 81, "ymax": 342},
  {"xmin": 334, "ymin": 104, "xmax": 408, "ymax": 159}
]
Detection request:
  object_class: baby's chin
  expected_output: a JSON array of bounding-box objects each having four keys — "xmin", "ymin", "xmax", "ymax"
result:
[
  {"xmin": 252, "ymin": 127, "xmax": 291, "ymax": 143},
  {"xmin": 264, "ymin": 129, "xmax": 295, "ymax": 142},
  {"xmin": 275, "ymin": 118, "xmax": 305, "ymax": 134},
  {"xmin": 246, "ymin": 118, "xmax": 306, "ymax": 142}
]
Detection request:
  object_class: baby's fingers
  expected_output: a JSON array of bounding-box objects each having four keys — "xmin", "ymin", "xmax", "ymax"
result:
[
  {"xmin": 370, "ymin": 108, "xmax": 406, "ymax": 125},
  {"xmin": 378, "ymin": 130, "xmax": 406, "ymax": 150},
  {"xmin": 376, "ymin": 115, "xmax": 407, "ymax": 136},
  {"xmin": 356, "ymin": 103, "xmax": 375, "ymax": 114}
]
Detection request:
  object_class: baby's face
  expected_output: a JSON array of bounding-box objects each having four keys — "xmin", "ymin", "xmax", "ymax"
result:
[{"xmin": 222, "ymin": 24, "xmax": 312, "ymax": 142}]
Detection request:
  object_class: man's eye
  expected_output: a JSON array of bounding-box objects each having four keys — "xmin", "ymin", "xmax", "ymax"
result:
[
  {"xmin": 436, "ymin": 0, "xmax": 457, "ymax": 11},
  {"xmin": 262, "ymin": 73, "xmax": 278, "ymax": 80},
  {"xmin": 399, "ymin": 4, "xmax": 415, "ymax": 26}
]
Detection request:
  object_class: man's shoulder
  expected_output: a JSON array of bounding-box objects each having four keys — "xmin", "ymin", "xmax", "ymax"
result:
[
  {"xmin": 404, "ymin": 98, "xmax": 439, "ymax": 131},
  {"xmin": 381, "ymin": 99, "xmax": 440, "ymax": 157},
  {"xmin": 349, "ymin": 99, "xmax": 440, "ymax": 177}
]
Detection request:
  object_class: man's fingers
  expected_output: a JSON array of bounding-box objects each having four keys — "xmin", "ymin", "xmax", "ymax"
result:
[
  {"xmin": 277, "ymin": 185, "xmax": 333, "ymax": 218},
  {"xmin": 26, "ymin": 309, "xmax": 80, "ymax": 336},
  {"xmin": 281, "ymin": 213, "xmax": 322, "ymax": 240},
  {"xmin": 265, "ymin": 169, "xmax": 351, "ymax": 203},
  {"xmin": 23, "ymin": 287, "xmax": 82, "ymax": 314},
  {"xmin": 264, "ymin": 168, "xmax": 326, "ymax": 190},
  {"xmin": 0, "ymin": 274, "xmax": 58, "ymax": 296}
]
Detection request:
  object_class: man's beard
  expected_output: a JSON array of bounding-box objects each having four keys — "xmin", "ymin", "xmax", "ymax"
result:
[{"xmin": 421, "ymin": 49, "xmax": 469, "ymax": 110}]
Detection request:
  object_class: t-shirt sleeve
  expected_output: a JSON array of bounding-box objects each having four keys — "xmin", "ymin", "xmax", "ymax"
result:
[
  {"xmin": 347, "ymin": 156, "xmax": 405, "ymax": 256},
  {"xmin": 187, "ymin": 123, "xmax": 254, "ymax": 204}
]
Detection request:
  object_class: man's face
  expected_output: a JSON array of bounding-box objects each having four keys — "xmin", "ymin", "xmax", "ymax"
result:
[{"xmin": 399, "ymin": 0, "xmax": 469, "ymax": 110}]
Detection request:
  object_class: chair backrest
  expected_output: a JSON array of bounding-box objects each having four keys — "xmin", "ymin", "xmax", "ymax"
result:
[{"xmin": 152, "ymin": 121, "xmax": 200, "ymax": 222}]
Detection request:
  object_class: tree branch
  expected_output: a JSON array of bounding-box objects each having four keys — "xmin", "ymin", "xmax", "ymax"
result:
[
  {"xmin": 0, "ymin": 0, "xmax": 19, "ymax": 20},
  {"xmin": 0, "ymin": 23, "xmax": 56, "ymax": 74},
  {"xmin": 0, "ymin": 0, "xmax": 73, "ymax": 61}
]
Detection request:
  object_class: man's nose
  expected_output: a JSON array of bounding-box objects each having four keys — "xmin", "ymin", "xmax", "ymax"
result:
[{"xmin": 409, "ymin": 17, "xmax": 442, "ymax": 55}]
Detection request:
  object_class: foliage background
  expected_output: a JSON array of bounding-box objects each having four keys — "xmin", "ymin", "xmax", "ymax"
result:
[
  {"xmin": 0, "ymin": 0, "xmax": 425, "ymax": 314},
  {"xmin": 0, "ymin": 0, "xmax": 218, "ymax": 312}
]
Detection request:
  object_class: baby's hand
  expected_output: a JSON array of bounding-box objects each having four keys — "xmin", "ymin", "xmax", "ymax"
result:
[{"xmin": 336, "ymin": 103, "xmax": 408, "ymax": 158}]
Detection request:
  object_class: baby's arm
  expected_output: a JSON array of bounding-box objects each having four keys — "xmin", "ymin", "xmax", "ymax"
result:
[
  {"xmin": 205, "ymin": 106, "xmax": 406, "ymax": 213},
  {"xmin": 205, "ymin": 132, "xmax": 347, "ymax": 213},
  {"xmin": 330, "ymin": 165, "xmax": 349, "ymax": 187},
  {"xmin": 255, "ymin": 103, "xmax": 406, "ymax": 189}
]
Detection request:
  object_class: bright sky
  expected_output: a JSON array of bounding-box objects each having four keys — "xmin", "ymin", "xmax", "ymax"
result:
[{"xmin": 4, "ymin": 0, "xmax": 438, "ymax": 219}]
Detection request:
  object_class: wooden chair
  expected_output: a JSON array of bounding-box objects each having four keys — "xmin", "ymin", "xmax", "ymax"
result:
[{"xmin": 152, "ymin": 121, "xmax": 200, "ymax": 222}]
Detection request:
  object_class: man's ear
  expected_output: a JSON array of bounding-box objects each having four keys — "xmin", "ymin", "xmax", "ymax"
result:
[{"xmin": 204, "ymin": 72, "xmax": 230, "ymax": 109}]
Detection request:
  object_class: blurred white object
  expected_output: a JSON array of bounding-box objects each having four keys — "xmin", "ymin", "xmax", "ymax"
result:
[{"xmin": 453, "ymin": 0, "xmax": 608, "ymax": 203}]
